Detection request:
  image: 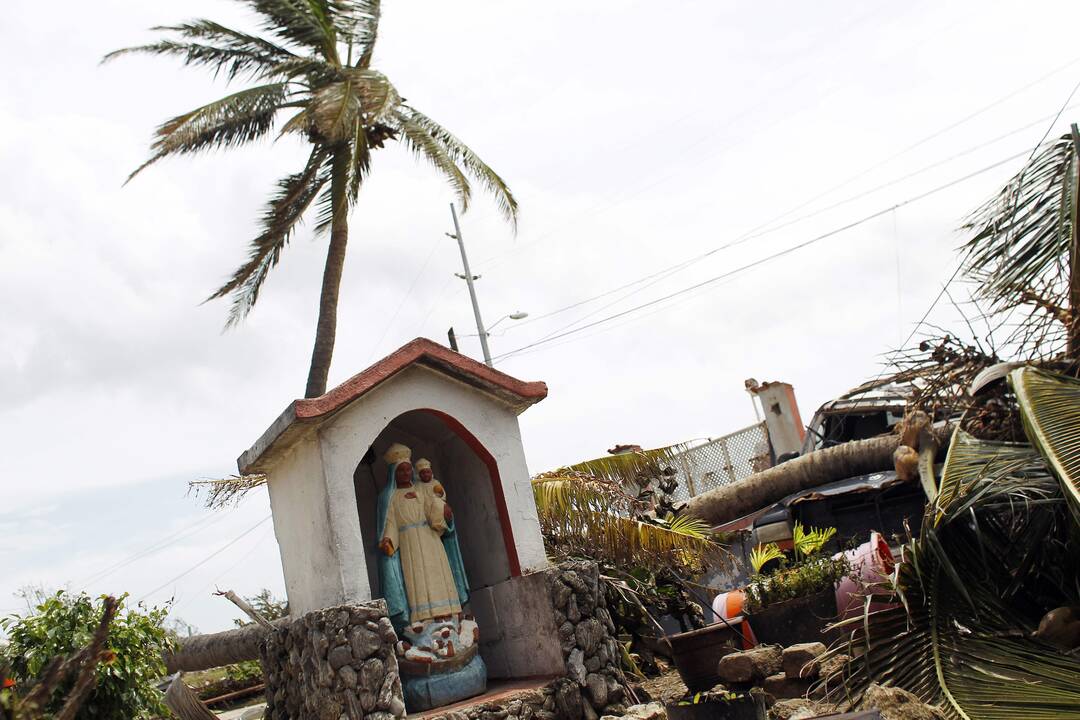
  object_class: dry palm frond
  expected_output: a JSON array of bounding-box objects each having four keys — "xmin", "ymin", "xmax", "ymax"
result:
[
  {"xmin": 532, "ymin": 472, "xmax": 723, "ymax": 574},
  {"xmin": 188, "ymin": 474, "xmax": 268, "ymax": 509},
  {"xmin": 1012, "ymin": 366, "xmax": 1080, "ymax": 520},
  {"xmin": 824, "ymin": 422, "xmax": 1080, "ymax": 719},
  {"xmin": 961, "ymin": 134, "xmax": 1076, "ymax": 354}
]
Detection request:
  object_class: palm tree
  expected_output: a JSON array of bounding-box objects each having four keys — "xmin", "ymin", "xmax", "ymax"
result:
[
  {"xmin": 961, "ymin": 127, "xmax": 1080, "ymax": 357},
  {"xmin": 106, "ymin": 0, "xmax": 518, "ymax": 397}
]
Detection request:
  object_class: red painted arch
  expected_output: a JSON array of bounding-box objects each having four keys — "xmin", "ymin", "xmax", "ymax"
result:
[{"xmin": 418, "ymin": 408, "xmax": 522, "ymax": 578}]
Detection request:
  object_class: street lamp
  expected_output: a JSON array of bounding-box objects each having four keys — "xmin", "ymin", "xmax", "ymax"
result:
[{"xmin": 486, "ymin": 311, "xmax": 529, "ymax": 333}]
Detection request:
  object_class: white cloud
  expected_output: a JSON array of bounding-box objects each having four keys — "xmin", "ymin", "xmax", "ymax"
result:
[{"xmin": 3, "ymin": 0, "xmax": 1079, "ymax": 631}]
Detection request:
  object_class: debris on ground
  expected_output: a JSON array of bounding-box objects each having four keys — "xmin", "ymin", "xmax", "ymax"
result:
[{"xmin": 859, "ymin": 684, "xmax": 945, "ymax": 720}]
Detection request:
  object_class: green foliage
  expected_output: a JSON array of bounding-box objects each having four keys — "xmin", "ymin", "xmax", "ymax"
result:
[
  {"xmin": 743, "ymin": 555, "xmax": 849, "ymax": 614},
  {"xmin": 0, "ymin": 592, "xmax": 174, "ymax": 720},
  {"xmin": 792, "ymin": 522, "xmax": 837, "ymax": 561},
  {"xmin": 748, "ymin": 543, "xmax": 783, "ymax": 574},
  {"xmin": 743, "ymin": 524, "xmax": 844, "ymax": 612},
  {"xmin": 224, "ymin": 660, "xmax": 263, "ymax": 684}
]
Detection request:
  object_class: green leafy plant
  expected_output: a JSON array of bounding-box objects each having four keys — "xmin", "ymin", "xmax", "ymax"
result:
[
  {"xmin": 793, "ymin": 522, "xmax": 837, "ymax": 561},
  {"xmin": 1, "ymin": 592, "xmax": 174, "ymax": 720},
  {"xmin": 749, "ymin": 543, "xmax": 784, "ymax": 574},
  {"xmin": 743, "ymin": 555, "xmax": 849, "ymax": 614}
]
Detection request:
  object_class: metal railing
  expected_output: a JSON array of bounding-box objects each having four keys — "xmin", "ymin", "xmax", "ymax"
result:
[{"xmin": 669, "ymin": 422, "xmax": 772, "ymax": 502}]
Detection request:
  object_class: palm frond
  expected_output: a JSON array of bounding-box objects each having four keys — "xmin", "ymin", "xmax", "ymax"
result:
[
  {"xmin": 127, "ymin": 83, "xmax": 290, "ymax": 181},
  {"xmin": 395, "ymin": 111, "xmax": 471, "ymax": 210},
  {"xmin": 208, "ymin": 148, "xmax": 331, "ymax": 324},
  {"xmin": 244, "ymin": 0, "xmax": 339, "ymax": 60},
  {"xmin": 326, "ymin": 0, "xmax": 380, "ymax": 66},
  {"xmin": 104, "ymin": 20, "xmax": 298, "ymax": 82},
  {"xmin": 349, "ymin": 0, "xmax": 381, "ymax": 67},
  {"xmin": 563, "ymin": 446, "xmax": 685, "ymax": 492},
  {"xmin": 531, "ymin": 474, "xmax": 722, "ymax": 572},
  {"xmin": 188, "ymin": 474, "xmax": 268, "ymax": 509},
  {"xmin": 398, "ymin": 106, "xmax": 519, "ymax": 230},
  {"xmin": 1012, "ymin": 366, "xmax": 1080, "ymax": 518},
  {"xmin": 749, "ymin": 543, "xmax": 783, "ymax": 574},
  {"xmin": 960, "ymin": 134, "xmax": 1076, "ymax": 347},
  {"xmin": 825, "ymin": 427, "xmax": 1080, "ymax": 718},
  {"xmin": 792, "ymin": 521, "xmax": 836, "ymax": 559}
]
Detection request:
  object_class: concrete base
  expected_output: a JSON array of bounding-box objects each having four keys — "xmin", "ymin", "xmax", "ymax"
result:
[
  {"xmin": 469, "ymin": 571, "xmax": 564, "ymax": 679},
  {"xmin": 403, "ymin": 655, "xmax": 487, "ymax": 712}
]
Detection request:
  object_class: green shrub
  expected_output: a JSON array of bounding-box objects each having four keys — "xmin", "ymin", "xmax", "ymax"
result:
[
  {"xmin": 743, "ymin": 555, "xmax": 850, "ymax": 613},
  {"xmin": 1, "ymin": 591, "xmax": 174, "ymax": 720}
]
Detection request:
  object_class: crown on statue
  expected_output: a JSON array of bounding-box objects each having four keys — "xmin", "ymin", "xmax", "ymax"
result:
[
  {"xmin": 384, "ymin": 443, "xmax": 412, "ymax": 465},
  {"xmin": 415, "ymin": 458, "xmax": 432, "ymax": 471}
]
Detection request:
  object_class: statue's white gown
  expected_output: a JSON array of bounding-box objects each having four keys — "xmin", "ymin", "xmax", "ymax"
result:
[{"xmin": 382, "ymin": 487, "xmax": 462, "ymax": 623}]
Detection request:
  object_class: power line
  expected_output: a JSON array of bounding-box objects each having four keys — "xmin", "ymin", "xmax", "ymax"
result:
[
  {"xmin": 475, "ymin": 52, "xmax": 1080, "ymax": 273},
  {"xmin": 137, "ymin": 515, "xmax": 271, "ymax": 603},
  {"xmin": 366, "ymin": 233, "xmax": 443, "ymax": 363},
  {"xmin": 491, "ymin": 148, "xmax": 1036, "ymax": 363},
  {"xmin": 171, "ymin": 525, "xmax": 275, "ymax": 616},
  {"xmin": 75, "ymin": 510, "xmax": 232, "ymax": 589},
  {"xmin": 496, "ymin": 103, "xmax": 1080, "ymax": 341}
]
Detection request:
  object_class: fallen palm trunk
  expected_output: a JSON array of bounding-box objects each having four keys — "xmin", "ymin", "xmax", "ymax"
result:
[
  {"xmin": 164, "ymin": 620, "xmax": 283, "ymax": 673},
  {"xmin": 685, "ymin": 432, "xmax": 941, "ymax": 526},
  {"xmin": 164, "ymin": 675, "xmax": 217, "ymax": 720}
]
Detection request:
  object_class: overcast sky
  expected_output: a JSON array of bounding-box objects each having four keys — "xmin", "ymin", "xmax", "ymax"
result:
[{"xmin": 4, "ymin": 0, "xmax": 1080, "ymax": 633}]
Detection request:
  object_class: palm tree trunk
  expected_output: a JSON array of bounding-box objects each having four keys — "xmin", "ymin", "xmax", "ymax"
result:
[
  {"xmin": 164, "ymin": 623, "xmax": 271, "ymax": 673},
  {"xmin": 305, "ymin": 149, "xmax": 351, "ymax": 398},
  {"xmin": 684, "ymin": 434, "xmax": 905, "ymax": 526}
]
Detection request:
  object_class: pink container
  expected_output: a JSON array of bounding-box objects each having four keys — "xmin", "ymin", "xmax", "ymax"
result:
[{"xmin": 834, "ymin": 532, "xmax": 898, "ymax": 622}]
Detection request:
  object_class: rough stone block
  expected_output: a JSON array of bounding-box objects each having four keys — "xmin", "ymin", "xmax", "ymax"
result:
[
  {"xmin": 716, "ymin": 645, "xmax": 782, "ymax": 684},
  {"xmin": 782, "ymin": 642, "xmax": 826, "ymax": 679},
  {"xmin": 585, "ymin": 673, "xmax": 608, "ymax": 708},
  {"xmin": 763, "ymin": 672, "xmax": 812, "ymax": 699}
]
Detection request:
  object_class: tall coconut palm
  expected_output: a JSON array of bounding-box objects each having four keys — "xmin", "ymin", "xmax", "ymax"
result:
[{"xmin": 106, "ymin": 1, "xmax": 518, "ymax": 398}]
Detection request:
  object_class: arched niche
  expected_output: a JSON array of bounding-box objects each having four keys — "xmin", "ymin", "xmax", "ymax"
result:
[{"xmin": 353, "ymin": 408, "xmax": 519, "ymax": 603}]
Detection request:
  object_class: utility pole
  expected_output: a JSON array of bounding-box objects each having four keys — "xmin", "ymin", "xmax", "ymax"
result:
[{"xmin": 448, "ymin": 203, "xmax": 493, "ymax": 366}]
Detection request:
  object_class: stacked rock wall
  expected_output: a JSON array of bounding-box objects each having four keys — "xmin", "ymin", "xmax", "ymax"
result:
[
  {"xmin": 427, "ymin": 561, "xmax": 631, "ymax": 720},
  {"xmin": 261, "ymin": 599, "xmax": 406, "ymax": 720},
  {"xmin": 262, "ymin": 562, "xmax": 630, "ymax": 720}
]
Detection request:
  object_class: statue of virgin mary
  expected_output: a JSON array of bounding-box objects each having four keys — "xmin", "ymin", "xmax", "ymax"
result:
[{"xmin": 376, "ymin": 443, "xmax": 462, "ymax": 631}]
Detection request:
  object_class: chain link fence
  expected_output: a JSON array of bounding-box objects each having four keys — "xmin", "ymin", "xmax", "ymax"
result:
[{"xmin": 668, "ymin": 422, "xmax": 773, "ymax": 502}]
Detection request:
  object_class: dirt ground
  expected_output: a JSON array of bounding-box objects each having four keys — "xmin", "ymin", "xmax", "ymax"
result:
[{"xmin": 639, "ymin": 668, "xmax": 689, "ymax": 704}]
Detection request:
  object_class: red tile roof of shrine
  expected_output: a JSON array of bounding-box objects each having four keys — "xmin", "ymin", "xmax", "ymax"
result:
[{"xmin": 238, "ymin": 338, "xmax": 547, "ymax": 473}]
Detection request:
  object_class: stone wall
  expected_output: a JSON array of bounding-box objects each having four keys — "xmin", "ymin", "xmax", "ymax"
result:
[
  {"xmin": 261, "ymin": 562, "xmax": 630, "ymax": 720},
  {"xmin": 261, "ymin": 599, "xmax": 406, "ymax": 720},
  {"xmin": 427, "ymin": 561, "xmax": 631, "ymax": 720}
]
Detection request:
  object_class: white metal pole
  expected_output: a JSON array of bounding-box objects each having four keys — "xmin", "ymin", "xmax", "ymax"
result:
[{"xmin": 449, "ymin": 203, "xmax": 493, "ymax": 365}]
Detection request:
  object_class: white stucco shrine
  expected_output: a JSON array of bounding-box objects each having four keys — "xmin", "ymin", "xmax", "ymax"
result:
[{"xmin": 238, "ymin": 338, "xmax": 566, "ymax": 681}]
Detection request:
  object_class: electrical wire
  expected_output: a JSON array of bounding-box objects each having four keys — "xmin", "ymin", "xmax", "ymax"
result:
[
  {"xmin": 496, "ymin": 102, "xmax": 1080, "ymax": 340},
  {"xmin": 366, "ymin": 233, "xmax": 443, "ymax": 363},
  {"xmin": 75, "ymin": 509, "xmax": 233, "ymax": 589},
  {"xmin": 137, "ymin": 515, "xmax": 271, "ymax": 603},
  {"xmin": 475, "ymin": 52, "xmax": 1080, "ymax": 273},
  {"xmin": 171, "ymin": 525, "xmax": 276, "ymax": 616},
  {"xmin": 491, "ymin": 147, "xmax": 1037, "ymax": 363}
]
